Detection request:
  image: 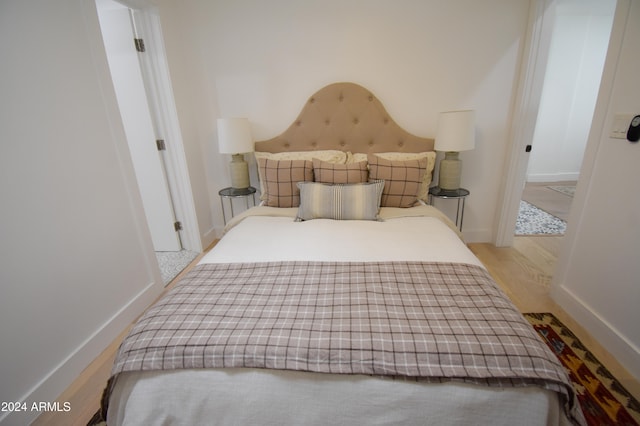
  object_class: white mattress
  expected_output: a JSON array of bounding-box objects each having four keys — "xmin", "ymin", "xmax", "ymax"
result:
[{"xmin": 108, "ymin": 207, "xmax": 573, "ymax": 426}]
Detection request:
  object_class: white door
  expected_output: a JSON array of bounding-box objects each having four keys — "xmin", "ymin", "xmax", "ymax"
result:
[{"xmin": 97, "ymin": 0, "xmax": 181, "ymax": 251}]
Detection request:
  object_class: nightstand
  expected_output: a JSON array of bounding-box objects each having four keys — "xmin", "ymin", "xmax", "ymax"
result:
[
  {"xmin": 219, "ymin": 186, "xmax": 257, "ymax": 224},
  {"xmin": 428, "ymin": 187, "xmax": 469, "ymax": 231}
]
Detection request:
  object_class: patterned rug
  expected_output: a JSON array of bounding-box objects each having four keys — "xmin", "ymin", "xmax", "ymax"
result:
[
  {"xmin": 524, "ymin": 313, "xmax": 640, "ymax": 425},
  {"xmin": 515, "ymin": 200, "xmax": 567, "ymax": 235},
  {"xmin": 156, "ymin": 249, "xmax": 199, "ymax": 284},
  {"xmin": 548, "ymin": 185, "xmax": 576, "ymax": 197}
]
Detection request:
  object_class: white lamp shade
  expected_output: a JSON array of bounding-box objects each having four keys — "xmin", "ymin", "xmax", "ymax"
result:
[
  {"xmin": 217, "ymin": 118, "xmax": 254, "ymax": 154},
  {"xmin": 434, "ymin": 110, "xmax": 476, "ymax": 152}
]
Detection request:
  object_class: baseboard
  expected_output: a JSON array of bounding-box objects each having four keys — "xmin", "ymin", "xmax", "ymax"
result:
[
  {"xmin": 551, "ymin": 284, "xmax": 640, "ymax": 381},
  {"xmin": 201, "ymin": 226, "xmax": 220, "ymax": 249},
  {"xmin": 462, "ymin": 228, "xmax": 493, "ymax": 244},
  {"xmin": 526, "ymin": 172, "xmax": 579, "ymax": 182},
  {"xmin": 0, "ymin": 280, "xmax": 163, "ymax": 426}
]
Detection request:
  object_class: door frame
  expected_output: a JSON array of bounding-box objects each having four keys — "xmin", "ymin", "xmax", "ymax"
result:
[
  {"xmin": 119, "ymin": 0, "xmax": 202, "ymax": 252},
  {"xmin": 494, "ymin": 0, "xmax": 557, "ymax": 246}
]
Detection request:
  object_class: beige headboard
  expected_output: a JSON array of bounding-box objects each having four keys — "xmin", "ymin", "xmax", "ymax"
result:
[{"xmin": 255, "ymin": 82, "xmax": 434, "ymax": 154}]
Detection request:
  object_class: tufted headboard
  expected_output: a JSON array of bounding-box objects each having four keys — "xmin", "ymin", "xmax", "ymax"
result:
[{"xmin": 254, "ymin": 82, "xmax": 434, "ymax": 154}]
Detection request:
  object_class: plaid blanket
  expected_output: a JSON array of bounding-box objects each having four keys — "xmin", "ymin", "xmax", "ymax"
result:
[{"xmin": 111, "ymin": 261, "xmax": 582, "ymax": 424}]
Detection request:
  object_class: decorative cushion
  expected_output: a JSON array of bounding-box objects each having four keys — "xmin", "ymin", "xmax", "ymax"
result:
[
  {"xmin": 255, "ymin": 150, "xmax": 347, "ymax": 200},
  {"xmin": 296, "ymin": 180, "xmax": 384, "ymax": 221},
  {"xmin": 367, "ymin": 154, "xmax": 427, "ymax": 208},
  {"xmin": 312, "ymin": 159, "xmax": 368, "ymax": 184},
  {"xmin": 258, "ymin": 158, "xmax": 313, "ymax": 208},
  {"xmin": 350, "ymin": 152, "xmax": 436, "ymax": 202}
]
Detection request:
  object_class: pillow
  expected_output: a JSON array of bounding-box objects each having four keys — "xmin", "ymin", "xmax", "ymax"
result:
[
  {"xmin": 349, "ymin": 152, "xmax": 436, "ymax": 202},
  {"xmin": 258, "ymin": 158, "xmax": 313, "ymax": 207},
  {"xmin": 296, "ymin": 180, "xmax": 384, "ymax": 221},
  {"xmin": 312, "ymin": 159, "xmax": 368, "ymax": 184},
  {"xmin": 255, "ymin": 150, "xmax": 348, "ymax": 200},
  {"xmin": 367, "ymin": 154, "xmax": 427, "ymax": 208}
]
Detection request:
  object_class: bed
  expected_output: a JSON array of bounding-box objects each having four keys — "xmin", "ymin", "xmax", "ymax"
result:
[{"xmin": 103, "ymin": 83, "xmax": 584, "ymax": 425}]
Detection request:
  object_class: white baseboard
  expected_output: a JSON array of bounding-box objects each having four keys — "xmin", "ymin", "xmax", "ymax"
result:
[
  {"xmin": 526, "ymin": 172, "xmax": 580, "ymax": 183},
  {"xmin": 551, "ymin": 284, "xmax": 640, "ymax": 381},
  {"xmin": 462, "ymin": 228, "xmax": 493, "ymax": 244},
  {"xmin": 0, "ymin": 280, "xmax": 163, "ymax": 426},
  {"xmin": 201, "ymin": 226, "xmax": 220, "ymax": 249}
]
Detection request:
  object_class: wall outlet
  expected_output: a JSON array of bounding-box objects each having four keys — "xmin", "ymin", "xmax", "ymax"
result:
[{"xmin": 610, "ymin": 114, "xmax": 634, "ymax": 139}]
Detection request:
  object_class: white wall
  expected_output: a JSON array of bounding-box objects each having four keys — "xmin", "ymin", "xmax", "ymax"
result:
[
  {"xmin": 552, "ymin": 0, "xmax": 640, "ymax": 380},
  {"xmin": 0, "ymin": 1, "xmax": 165, "ymax": 424},
  {"xmin": 154, "ymin": 0, "xmax": 532, "ymax": 242},
  {"xmin": 527, "ymin": 0, "xmax": 615, "ymax": 182}
]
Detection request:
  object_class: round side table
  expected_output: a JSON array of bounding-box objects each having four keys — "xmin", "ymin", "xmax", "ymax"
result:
[
  {"xmin": 428, "ymin": 187, "xmax": 470, "ymax": 231},
  {"xmin": 219, "ymin": 186, "xmax": 257, "ymax": 224}
]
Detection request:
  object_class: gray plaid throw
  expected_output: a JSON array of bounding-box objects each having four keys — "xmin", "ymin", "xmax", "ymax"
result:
[{"xmin": 111, "ymin": 261, "xmax": 581, "ymax": 424}]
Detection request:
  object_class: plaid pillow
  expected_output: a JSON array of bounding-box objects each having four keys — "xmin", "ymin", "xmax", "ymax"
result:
[
  {"xmin": 367, "ymin": 155, "xmax": 427, "ymax": 208},
  {"xmin": 296, "ymin": 180, "xmax": 384, "ymax": 221},
  {"xmin": 312, "ymin": 159, "xmax": 368, "ymax": 184},
  {"xmin": 258, "ymin": 158, "xmax": 313, "ymax": 207},
  {"xmin": 255, "ymin": 150, "xmax": 347, "ymax": 201},
  {"xmin": 350, "ymin": 152, "xmax": 436, "ymax": 202}
]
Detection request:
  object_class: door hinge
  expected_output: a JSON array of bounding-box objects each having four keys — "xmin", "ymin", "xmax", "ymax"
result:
[
  {"xmin": 174, "ymin": 221, "xmax": 183, "ymax": 231},
  {"xmin": 156, "ymin": 139, "xmax": 166, "ymax": 151},
  {"xmin": 134, "ymin": 38, "xmax": 146, "ymax": 53},
  {"xmin": 525, "ymin": 144, "xmax": 532, "ymax": 153}
]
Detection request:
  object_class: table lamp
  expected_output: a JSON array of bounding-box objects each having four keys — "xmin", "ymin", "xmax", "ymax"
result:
[
  {"xmin": 434, "ymin": 110, "xmax": 475, "ymax": 191},
  {"xmin": 217, "ymin": 118, "xmax": 254, "ymax": 189}
]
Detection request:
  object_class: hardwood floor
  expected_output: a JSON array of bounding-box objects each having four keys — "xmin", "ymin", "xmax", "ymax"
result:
[
  {"xmin": 33, "ymin": 234, "xmax": 639, "ymax": 425},
  {"xmin": 521, "ymin": 180, "xmax": 575, "ymax": 221},
  {"xmin": 469, "ymin": 237, "xmax": 640, "ymax": 402}
]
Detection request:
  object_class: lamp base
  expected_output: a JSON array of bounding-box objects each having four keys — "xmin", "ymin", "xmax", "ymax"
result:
[
  {"xmin": 438, "ymin": 152, "xmax": 461, "ymax": 190},
  {"xmin": 229, "ymin": 154, "xmax": 250, "ymax": 189}
]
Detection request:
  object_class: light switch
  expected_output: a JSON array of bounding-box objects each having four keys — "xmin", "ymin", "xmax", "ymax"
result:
[{"xmin": 610, "ymin": 114, "xmax": 634, "ymax": 139}]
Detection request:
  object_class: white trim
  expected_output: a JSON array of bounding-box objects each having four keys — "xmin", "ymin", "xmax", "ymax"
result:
[
  {"xmin": 551, "ymin": 284, "xmax": 640, "ymax": 380},
  {"xmin": 550, "ymin": 0, "xmax": 637, "ymax": 379},
  {"xmin": 123, "ymin": 1, "xmax": 202, "ymax": 252},
  {"xmin": 1, "ymin": 281, "xmax": 161, "ymax": 425},
  {"xmin": 494, "ymin": 0, "xmax": 556, "ymax": 247},
  {"xmin": 460, "ymin": 229, "xmax": 494, "ymax": 244}
]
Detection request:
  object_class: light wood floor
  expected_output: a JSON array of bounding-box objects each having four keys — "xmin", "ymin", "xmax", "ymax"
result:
[
  {"xmin": 34, "ymin": 237, "xmax": 639, "ymax": 425},
  {"xmin": 521, "ymin": 180, "xmax": 576, "ymax": 221}
]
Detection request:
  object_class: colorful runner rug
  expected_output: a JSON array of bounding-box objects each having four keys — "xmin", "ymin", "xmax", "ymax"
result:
[{"xmin": 525, "ymin": 313, "xmax": 640, "ymax": 425}]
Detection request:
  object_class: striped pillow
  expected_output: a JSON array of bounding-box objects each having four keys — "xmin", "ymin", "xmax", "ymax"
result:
[
  {"xmin": 367, "ymin": 155, "xmax": 427, "ymax": 208},
  {"xmin": 296, "ymin": 180, "xmax": 384, "ymax": 221}
]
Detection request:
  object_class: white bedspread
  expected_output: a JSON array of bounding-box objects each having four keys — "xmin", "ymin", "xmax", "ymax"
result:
[
  {"xmin": 201, "ymin": 205, "xmax": 482, "ymax": 266},
  {"xmin": 107, "ymin": 207, "xmax": 576, "ymax": 426}
]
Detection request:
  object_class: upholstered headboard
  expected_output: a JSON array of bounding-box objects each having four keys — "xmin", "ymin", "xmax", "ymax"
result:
[{"xmin": 254, "ymin": 82, "xmax": 434, "ymax": 154}]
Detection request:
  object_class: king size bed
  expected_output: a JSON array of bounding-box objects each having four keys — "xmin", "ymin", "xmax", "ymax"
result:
[{"xmin": 102, "ymin": 83, "xmax": 584, "ymax": 425}]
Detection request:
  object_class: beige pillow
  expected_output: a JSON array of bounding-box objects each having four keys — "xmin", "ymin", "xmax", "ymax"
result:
[
  {"xmin": 255, "ymin": 150, "xmax": 347, "ymax": 199},
  {"xmin": 367, "ymin": 154, "xmax": 427, "ymax": 208},
  {"xmin": 312, "ymin": 159, "xmax": 368, "ymax": 184},
  {"xmin": 349, "ymin": 152, "xmax": 436, "ymax": 201},
  {"xmin": 257, "ymin": 158, "xmax": 313, "ymax": 208}
]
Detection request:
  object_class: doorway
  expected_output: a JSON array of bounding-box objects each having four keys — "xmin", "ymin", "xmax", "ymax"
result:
[
  {"xmin": 96, "ymin": 0, "xmax": 201, "ymax": 283},
  {"xmin": 496, "ymin": 0, "xmax": 616, "ymax": 246},
  {"xmin": 514, "ymin": 0, "xmax": 615, "ymax": 238}
]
